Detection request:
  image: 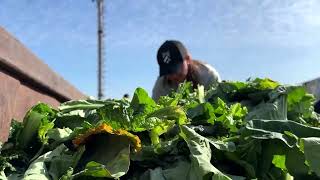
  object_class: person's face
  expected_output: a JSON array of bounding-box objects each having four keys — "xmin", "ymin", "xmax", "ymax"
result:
[{"xmin": 166, "ymin": 60, "xmax": 188, "ymax": 83}]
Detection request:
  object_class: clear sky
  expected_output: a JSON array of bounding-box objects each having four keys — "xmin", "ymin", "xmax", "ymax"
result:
[{"xmin": 1, "ymin": 0, "xmax": 320, "ymax": 99}]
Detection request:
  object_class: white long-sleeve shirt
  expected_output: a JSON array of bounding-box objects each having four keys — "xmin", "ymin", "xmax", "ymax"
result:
[{"xmin": 152, "ymin": 60, "xmax": 221, "ymax": 101}]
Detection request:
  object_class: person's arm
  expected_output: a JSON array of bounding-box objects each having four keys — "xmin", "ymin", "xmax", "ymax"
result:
[
  {"xmin": 152, "ymin": 77, "xmax": 165, "ymax": 101},
  {"xmin": 204, "ymin": 63, "xmax": 221, "ymax": 82},
  {"xmin": 198, "ymin": 63, "xmax": 221, "ymax": 89},
  {"xmin": 153, "ymin": 76, "xmax": 181, "ymax": 102}
]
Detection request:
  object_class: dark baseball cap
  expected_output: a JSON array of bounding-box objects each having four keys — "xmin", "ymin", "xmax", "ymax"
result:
[{"xmin": 157, "ymin": 40, "xmax": 188, "ymax": 77}]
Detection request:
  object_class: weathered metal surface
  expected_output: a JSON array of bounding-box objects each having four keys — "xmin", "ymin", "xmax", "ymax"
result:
[
  {"xmin": 0, "ymin": 27, "xmax": 86, "ymax": 101},
  {"xmin": 0, "ymin": 70, "xmax": 20, "ymax": 141},
  {"xmin": 303, "ymin": 78, "xmax": 320, "ymax": 101},
  {"xmin": 0, "ymin": 27, "xmax": 87, "ymax": 142}
]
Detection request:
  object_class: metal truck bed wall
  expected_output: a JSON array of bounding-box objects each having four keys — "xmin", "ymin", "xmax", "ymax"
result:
[
  {"xmin": 0, "ymin": 27, "xmax": 86, "ymax": 142},
  {"xmin": 304, "ymin": 78, "xmax": 320, "ymax": 101}
]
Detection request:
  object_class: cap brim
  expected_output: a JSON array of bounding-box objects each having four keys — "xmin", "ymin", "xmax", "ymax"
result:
[{"xmin": 159, "ymin": 62, "xmax": 182, "ymax": 77}]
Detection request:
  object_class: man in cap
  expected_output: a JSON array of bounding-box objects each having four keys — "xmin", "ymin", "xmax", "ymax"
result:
[{"xmin": 152, "ymin": 40, "xmax": 221, "ymax": 101}]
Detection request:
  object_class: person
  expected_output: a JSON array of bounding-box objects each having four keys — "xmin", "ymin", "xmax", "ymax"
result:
[{"xmin": 152, "ymin": 40, "xmax": 221, "ymax": 101}]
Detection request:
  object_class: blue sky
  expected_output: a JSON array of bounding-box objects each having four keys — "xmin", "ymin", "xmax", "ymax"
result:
[{"xmin": 1, "ymin": 0, "xmax": 320, "ymax": 99}]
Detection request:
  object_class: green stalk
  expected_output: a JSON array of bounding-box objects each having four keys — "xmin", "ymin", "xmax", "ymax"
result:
[
  {"xmin": 18, "ymin": 112, "xmax": 42, "ymax": 149},
  {"xmin": 29, "ymin": 144, "xmax": 44, "ymax": 163},
  {"xmin": 222, "ymin": 135, "xmax": 240, "ymax": 142}
]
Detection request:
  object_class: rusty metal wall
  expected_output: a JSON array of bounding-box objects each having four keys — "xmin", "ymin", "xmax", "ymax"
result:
[
  {"xmin": 303, "ymin": 78, "xmax": 320, "ymax": 101},
  {"xmin": 0, "ymin": 27, "xmax": 86, "ymax": 142}
]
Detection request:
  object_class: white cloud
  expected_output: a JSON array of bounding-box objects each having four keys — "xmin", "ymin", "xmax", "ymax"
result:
[
  {"xmin": 2, "ymin": 0, "xmax": 319, "ymax": 50},
  {"xmin": 105, "ymin": 0, "xmax": 320, "ymax": 49}
]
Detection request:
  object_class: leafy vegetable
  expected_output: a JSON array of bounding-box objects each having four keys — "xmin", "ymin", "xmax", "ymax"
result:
[
  {"xmin": 179, "ymin": 125, "xmax": 232, "ymax": 180},
  {"xmin": 1, "ymin": 78, "xmax": 320, "ymax": 179},
  {"xmin": 18, "ymin": 103, "xmax": 56, "ymax": 149},
  {"xmin": 301, "ymin": 137, "xmax": 320, "ymax": 177}
]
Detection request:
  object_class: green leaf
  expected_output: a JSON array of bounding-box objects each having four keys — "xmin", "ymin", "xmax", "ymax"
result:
[
  {"xmin": 206, "ymin": 138, "xmax": 236, "ymax": 152},
  {"xmin": 179, "ymin": 125, "xmax": 231, "ymax": 180},
  {"xmin": 47, "ymin": 127, "xmax": 73, "ymax": 150},
  {"xmin": 38, "ymin": 119, "xmax": 55, "ymax": 144},
  {"xmin": 230, "ymin": 103, "xmax": 248, "ymax": 120},
  {"xmin": 224, "ymin": 151, "xmax": 257, "ymax": 178},
  {"xmin": 146, "ymin": 106, "xmax": 188, "ymax": 126},
  {"xmin": 24, "ymin": 145, "xmax": 65, "ymax": 180},
  {"xmin": 99, "ymin": 99, "xmax": 132, "ymax": 130},
  {"xmin": 217, "ymin": 81, "xmax": 247, "ymax": 94},
  {"xmin": 207, "ymin": 78, "xmax": 279, "ymax": 103},
  {"xmin": 285, "ymin": 147, "xmax": 309, "ymax": 178},
  {"xmin": 225, "ymin": 174, "xmax": 246, "ymax": 180},
  {"xmin": 131, "ymin": 87, "xmax": 157, "ymax": 112},
  {"xmin": 197, "ymin": 85, "xmax": 205, "ymax": 103},
  {"xmin": 188, "ymin": 103, "xmax": 216, "ymax": 124},
  {"xmin": 144, "ymin": 106, "xmax": 188, "ymax": 145},
  {"xmin": 287, "ymin": 86, "xmax": 319, "ymax": 125},
  {"xmin": 241, "ymin": 120, "xmax": 320, "ymax": 178},
  {"xmin": 58, "ymin": 99, "xmax": 105, "ymax": 113},
  {"xmin": 138, "ymin": 160, "xmax": 191, "ymax": 180},
  {"xmin": 213, "ymin": 99, "xmax": 247, "ymax": 133},
  {"xmin": 48, "ymin": 146, "xmax": 85, "ymax": 180},
  {"xmin": 2, "ymin": 78, "xmax": 320, "ymax": 180},
  {"xmin": 243, "ymin": 120, "xmax": 320, "ymax": 139},
  {"xmin": 18, "ymin": 103, "xmax": 56, "ymax": 148},
  {"xmin": 58, "ymin": 168, "xmax": 74, "ymax": 180},
  {"xmin": 83, "ymin": 145, "xmax": 130, "ymax": 178},
  {"xmin": 301, "ymin": 137, "xmax": 320, "ymax": 177},
  {"xmin": 130, "ymin": 106, "xmax": 187, "ymax": 133},
  {"xmin": 130, "ymin": 137, "xmax": 181, "ymax": 161},
  {"xmin": 76, "ymin": 134, "xmax": 131, "ymax": 179},
  {"xmin": 149, "ymin": 119, "xmax": 175, "ymax": 145},
  {"xmin": 22, "ymin": 144, "xmax": 84, "ymax": 180},
  {"xmin": 160, "ymin": 82, "xmax": 202, "ymax": 110},
  {"xmin": 54, "ymin": 108, "xmax": 100, "ymax": 131},
  {"xmin": 138, "ymin": 167, "xmax": 166, "ymax": 180},
  {"xmin": 47, "ymin": 128, "xmax": 73, "ymax": 142},
  {"xmin": 246, "ymin": 87, "xmax": 287, "ymax": 121},
  {"xmin": 188, "ymin": 99, "xmax": 246, "ymax": 133},
  {"xmin": 251, "ymin": 78, "xmax": 280, "ymax": 90},
  {"xmin": 0, "ymin": 171, "xmax": 7, "ymax": 180},
  {"xmin": 162, "ymin": 160, "xmax": 191, "ymax": 180},
  {"xmin": 7, "ymin": 120, "xmax": 23, "ymax": 145},
  {"xmin": 272, "ymin": 155, "xmax": 287, "ymax": 171}
]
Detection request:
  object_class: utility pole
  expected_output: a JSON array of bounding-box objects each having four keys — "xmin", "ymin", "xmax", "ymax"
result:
[{"xmin": 93, "ymin": 0, "xmax": 105, "ymax": 99}]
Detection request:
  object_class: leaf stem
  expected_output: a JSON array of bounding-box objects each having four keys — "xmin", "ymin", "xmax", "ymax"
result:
[{"xmin": 29, "ymin": 144, "xmax": 45, "ymax": 163}]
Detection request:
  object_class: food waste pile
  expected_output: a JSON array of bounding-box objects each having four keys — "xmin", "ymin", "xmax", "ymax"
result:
[{"xmin": 1, "ymin": 78, "xmax": 320, "ymax": 180}]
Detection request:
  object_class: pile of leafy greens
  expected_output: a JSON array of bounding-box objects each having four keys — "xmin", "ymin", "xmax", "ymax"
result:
[{"xmin": 1, "ymin": 78, "xmax": 320, "ymax": 180}]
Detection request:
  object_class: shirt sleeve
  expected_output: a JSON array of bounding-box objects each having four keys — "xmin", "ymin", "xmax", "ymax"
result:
[
  {"xmin": 152, "ymin": 77, "xmax": 176, "ymax": 101},
  {"xmin": 152, "ymin": 77, "xmax": 165, "ymax": 101},
  {"xmin": 200, "ymin": 63, "xmax": 221, "ymax": 89}
]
